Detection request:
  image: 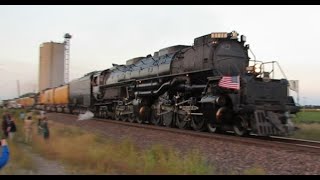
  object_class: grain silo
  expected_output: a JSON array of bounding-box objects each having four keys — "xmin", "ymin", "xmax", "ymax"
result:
[{"xmin": 38, "ymin": 42, "xmax": 65, "ymax": 91}]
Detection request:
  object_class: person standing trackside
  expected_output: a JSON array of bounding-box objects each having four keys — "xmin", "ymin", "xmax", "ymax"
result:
[
  {"xmin": 37, "ymin": 111, "xmax": 44, "ymax": 135},
  {"xmin": 40, "ymin": 117, "xmax": 50, "ymax": 141},
  {"xmin": 24, "ymin": 116, "xmax": 34, "ymax": 143},
  {"xmin": 0, "ymin": 138, "xmax": 9, "ymax": 169},
  {"xmin": 2, "ymin": 110, "xmax": 16, "ymax": 139},
  {"xmin": 2, "ymin": 111, "xmax": 11, "ymax": 138},
  {"xmin": 7, "ymin": 119, "xmax": 17, "ymax": 141}
]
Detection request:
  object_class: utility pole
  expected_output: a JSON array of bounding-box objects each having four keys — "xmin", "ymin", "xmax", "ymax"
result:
[
  {"xmin": 64, "ymin": 33, "xmax": 72, "ymax": 84},
  {"xmin": 17, "ymin": 80, "xmax": 20, "ymax": 97}
]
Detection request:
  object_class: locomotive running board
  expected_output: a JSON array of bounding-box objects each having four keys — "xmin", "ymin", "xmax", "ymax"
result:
[{"xmin": 254, "ymin": 110, "xmax": 285, "ymax": 136}]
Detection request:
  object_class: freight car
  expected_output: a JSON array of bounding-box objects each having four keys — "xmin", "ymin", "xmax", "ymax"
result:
[
  {"xmin": 53, "ymin": 85, "xmax": 69, "ymax": 113},
  {"xmin": 36, "ymin": 31, "xmax": 299, "ymax": 137},
  {"xmin": 16, "ymin": 97, "xmax": 35, "ymax": 108},
  {"xmin": 7, "ymin": 93, "xmax": 37, "ymax": 109},
  {"xmin": 36, "ymin": 85, "xmax": 69, "ymax": 113}
]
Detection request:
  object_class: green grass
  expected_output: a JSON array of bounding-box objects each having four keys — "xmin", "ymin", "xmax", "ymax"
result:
[
  {"xmin": 293, "ymin": 111, "xmax": 320, "ymax": 124},
  {"xmin": 1, "ymin": 108, "xmax": 216, "ymax": 174},
  {"xmin": 30, "ymin": 116, "xmax": 215, "ymax": 174},
  {"xmin": 290, "ymin": 123, "xmax": 320, "ymax": 141},
  {"xmin": 285, "ymin": 111, "xmax": 320, "ymax": 141}
]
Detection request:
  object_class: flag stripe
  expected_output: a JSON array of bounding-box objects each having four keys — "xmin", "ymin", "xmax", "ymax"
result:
[{"xmin": 218, "ymin": 76, "xmax": 240, "ymax": 90}]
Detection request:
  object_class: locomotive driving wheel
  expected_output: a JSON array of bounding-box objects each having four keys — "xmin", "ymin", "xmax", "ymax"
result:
[
  {"xmin": 151, "ymin": 109, "xmax": 162, "ymax": 126},
  {"xmin": 136, "ymin": 116, "xmax": 144, "ymax": 124},
  {"xmin": 233, "ymin": 115, "xmax": 249, "ymax": 136},
  {"xmin": 176, "ymin": 112, "xmax": 190, "ymax": 129},
  {"xmin": 163, "ymin": 111, "xmax": 174, "ymax": 128},
  {"xmin": 128, "ymin": 114, "xmax": 136, "ymax": 123},
  {"xmin": 115, "ymin": 112, "xmax": 120, "ymax": 121},
  {"xmin": 121, "ymin": 114, "xmax": 128, "ymax": 122},
  {"xmin": 207, "ymin": 122, "xmax": 222, "ymax": 133},
  {"xmin": 191, "ymin": 116, "xmax": 207, "ymax": 131},
  {"xmin": 151, "ymin": 102, "xmax": 162, "ymax": 126}
]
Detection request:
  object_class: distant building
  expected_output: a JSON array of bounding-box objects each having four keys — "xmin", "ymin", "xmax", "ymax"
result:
[{"xmin": 39, "ymin": 42, "xmax": 65, "ymax": 91}]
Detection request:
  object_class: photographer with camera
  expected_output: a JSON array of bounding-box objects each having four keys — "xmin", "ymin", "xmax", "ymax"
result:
[
  {"xmin": 2, "ymin": 110, "xmax": 17, "ymax": 140},
  {"xmin": 0, "ymin": 138, "xmax": 9, "ymax": 169}
]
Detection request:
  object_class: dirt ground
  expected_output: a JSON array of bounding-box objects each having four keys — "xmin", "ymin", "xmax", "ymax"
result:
[{"xmin": 1, "ymin": 143, "xmax": 67, "ymax": 175}]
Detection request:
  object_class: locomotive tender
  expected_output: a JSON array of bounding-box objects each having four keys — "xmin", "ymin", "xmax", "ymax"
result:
[{"xmin": 35, "ymin": 31, "xmax": 299, "ymax": 136}]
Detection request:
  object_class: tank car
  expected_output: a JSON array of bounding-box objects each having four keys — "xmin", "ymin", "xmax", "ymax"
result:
[
  {"xmin": 68, "ymin": 71, "xmax": 101, "ymax": 114},
  {"xmin": 17, "ymin": 97, "xmax": 35, "ymax": 108},
  {"xmin": 40, "ymin": 88, "xmax": 54, "ymax": 111},
  {"xmin": 13, "ymin": 93, "xmax": 37, "ymax": 109},
  {"xmin": 52, "ymin": 85, "xmax": 69, "ymax": 113}
]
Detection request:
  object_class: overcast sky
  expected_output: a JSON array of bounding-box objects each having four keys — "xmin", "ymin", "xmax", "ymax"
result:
[{"xmin": 0, "ymin": 5, "xmax": 319, "ymax": 105}]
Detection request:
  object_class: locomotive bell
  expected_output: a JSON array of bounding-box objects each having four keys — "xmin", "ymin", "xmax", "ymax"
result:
[{"xmin": 229, "ymin": 31, "xmax": 239, "ymax": 39}]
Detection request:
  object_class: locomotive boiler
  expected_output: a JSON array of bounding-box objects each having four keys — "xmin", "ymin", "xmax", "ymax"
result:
[{"xmin": 79, "ymin": 30, "xmax": 299, "ymax": 136}]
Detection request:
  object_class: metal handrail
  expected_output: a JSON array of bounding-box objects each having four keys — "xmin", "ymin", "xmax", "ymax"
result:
[{"xmin": 248, "ymin": 60, "xmax": 288, "ymax": 80}]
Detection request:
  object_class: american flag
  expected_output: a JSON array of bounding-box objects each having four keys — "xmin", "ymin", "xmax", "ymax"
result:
[{"xmin": 218, "ymin": 76, "xmax": 240, "ymax": 90}]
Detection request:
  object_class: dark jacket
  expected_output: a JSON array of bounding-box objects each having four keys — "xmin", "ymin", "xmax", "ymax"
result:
[
  {"xmin": 2, "ymin": 115, "xmax": 11, "ymax": 137},
  {"xmin": 2, "ymin": 115, "xmax": 16, "ymax": 133},
  {"xmin": 0, "ymin": 145, "xmax": 9, "ymax": 169},
  {"xmin": 2, "ymin": 115, "xmax": 11, "ymax": 131}
]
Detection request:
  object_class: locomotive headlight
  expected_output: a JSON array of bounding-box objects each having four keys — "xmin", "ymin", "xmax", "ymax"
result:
[
  {"xmin": 211, "ymin": 32, "xmax": 228, "ymax": 39},
  {"xmin": 254, "ymin": 67, "xmax": 261, "ymax": 74}
]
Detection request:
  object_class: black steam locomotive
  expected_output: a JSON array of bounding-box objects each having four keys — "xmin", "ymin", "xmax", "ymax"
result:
[{"xmin": 59, "ymin": 31, "xmax": 299, "ymax": 136}]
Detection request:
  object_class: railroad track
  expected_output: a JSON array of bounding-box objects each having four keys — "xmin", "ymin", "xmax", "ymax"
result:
[
  {"xmin": 47, "ymin": 112, "xmax": 320, "ymax": 156},
  {"xmin": 257, "ymin": 136, "xmax": 320, "ymax": 152}
]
